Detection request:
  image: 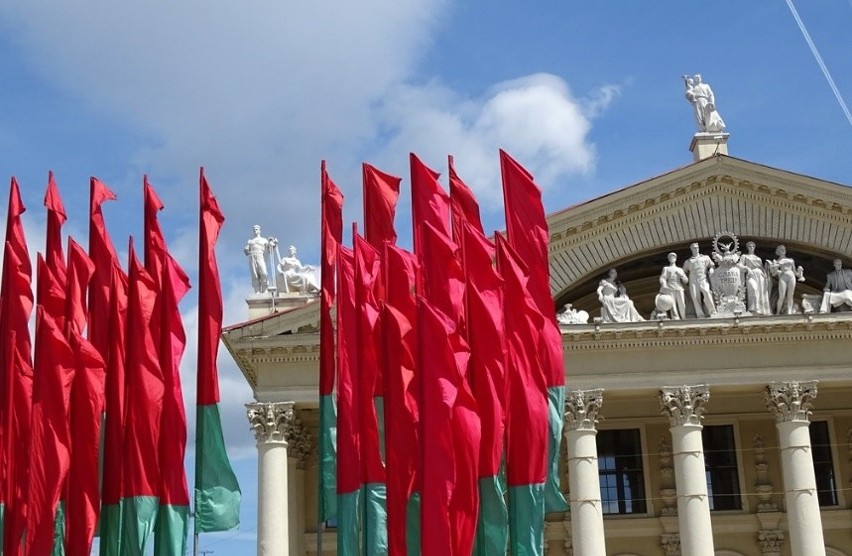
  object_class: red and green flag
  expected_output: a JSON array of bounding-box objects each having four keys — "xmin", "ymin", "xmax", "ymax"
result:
[
  {"xmin": 500, "ymin": 150, "xmax": 567, "ymax": 514},
  {"xmin": 194, "ymin": 169, "xmax": 241, "ymax": 534},
  {"xmin": 318, "ymin": 161, "xmax": 343, "ymax": 524}
]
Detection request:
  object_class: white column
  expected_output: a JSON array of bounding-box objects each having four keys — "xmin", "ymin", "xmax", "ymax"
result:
[
  {"xmin": 247, "ymin": 401, "xmax": 296, "ymax": 556},
  {"xmin": 764, "ymin": 381, "xmax": 826, "ymax": 556},
  {"xmin": 660, "ymin": 385, "xmax": 714, "ymax": 556},
  {"xmin": 564, "ymin": 389, "xmax": 606, "ymax": 556},
  {"xmin": 287, "ymin": 422, "xmax": 312, "ymax": 556}
]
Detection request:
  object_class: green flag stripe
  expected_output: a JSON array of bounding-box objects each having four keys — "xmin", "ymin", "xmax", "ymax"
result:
[
  {"xmin": 52, "ymin": 502, "xmax": 66, "ymax": 556},
  {"xmin": 337, "ymin": 490, "xmax": 361, "ymax": 556},
  {"xmin": 153, "ymin": 504, "xmax": 190, "ymax": 556},
  {"xmin": 120, "ymin": 495, "xmax": 159, "ymax": 555},
  {"xmin": 363, "ymin": 483, "xmax": 388, "ymax": 556},
  {"xmin": 194, "ymin": 403, "xmax": 241, "ymax": 533},
  {"xmin": 405, "ymin": 493, "xmax": 420, "ymax": 556},
  {"xmin": 319, "ymin": 394, "xmax": 337, "ymax": 522},
  {"xmin": 99, "ymin": 502, "xmax": 123, "ymax": 556},
  {"xmin": 508, "ymin": 483, "xmax": 545, "ymax": 556},
  {"xmin": 475, "ymin": 476, "xmax": 508, "ymax": 556},
  {"xmin": 545, "ymin": 385, "xmax": 568, "ymax": 513}
]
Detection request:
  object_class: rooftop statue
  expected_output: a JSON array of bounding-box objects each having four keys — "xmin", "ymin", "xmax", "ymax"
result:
[
  {"xmin": 820, "ymin": 258, "xmax": 852, "ymax": 313},
  {"xmin": 276, "ymin": 245, "xmax": 320, "ymax": 295},
  {"xmin": 597, "ymin": 268, "xmax": 645, "ymax": 323},
  {"xmin": 557, "ymin": 303, "xmax": 589, "ymax": 325},
  {"xmin": 682, "ymin": 242, "xmax": 716, "ymax": 318},
  {"xmin": 654, "ymin": 252, "xmax": 689, "ymax": 320},
  {"xmin": 245, "ymin": 224, "xmax": 272, "ymax": 295},
  {"xmin": 683, "ymin": 74, "xmax": 726, "ymax": 133},
  {"xmin": 740, "ymin": 241, "xmax": 771, "ymax": 316},
  {"xmin": 766, "ymin": 244, "xmax": 804, "ymax": 315}
]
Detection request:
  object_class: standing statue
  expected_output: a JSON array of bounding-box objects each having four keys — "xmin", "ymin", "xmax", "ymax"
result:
[
  {"xmin": 683, "ymin": 242, "xmax": 716, "ymax": 318},
  {"xmin": 655, "ymin": 252, "xmax": 689, "ymax": 319},
  {"xmin": 766, "ymin": 245, "xmax": 805, "ymax": 315},
  {"xmin": 276, "ymin": 245, "xmax": 321, "ymax": 295},
  {"xmin": 820, "ymin": 258, "xmax": 852, "ymax": 312},
  {"xmin": 683, "ymin": 74, "xmax": 726, "ymax": 133},
  {"xmin": 245, "ymin": 224, "xmax": 271, "ymax": 294},
  {"xmin": 597, "ymin": 268, "xmax": 645, "ymax": 323},
  {"xmin": 740, "ymin": 241, "xmax": 771, "ymax": 315}
]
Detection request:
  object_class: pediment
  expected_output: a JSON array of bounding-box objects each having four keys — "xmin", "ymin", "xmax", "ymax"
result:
[
  {"xmin": 224, "ymin": 298, "xmax": 320, "ymax": 340},
  {"xmin": 546, "ymin": 155, "xmax": 852, "ymax": 315}
]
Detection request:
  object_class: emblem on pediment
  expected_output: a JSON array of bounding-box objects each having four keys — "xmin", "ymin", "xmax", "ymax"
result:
[{"xmin": 709, "ymin": 231, "xmax": 749, "ymax": 317}]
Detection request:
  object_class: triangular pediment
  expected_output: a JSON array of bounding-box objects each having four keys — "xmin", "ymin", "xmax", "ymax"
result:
[
  {"xmin": 546, "ymin": 155, "xmax": 852, "ymax": 315},
  {"xmin": 224, "ymin": 298, "xmax": 320, "ymax": 340}
]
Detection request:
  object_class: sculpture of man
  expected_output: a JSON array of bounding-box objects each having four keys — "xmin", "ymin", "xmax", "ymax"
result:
[
  {"xmin": 821, "ymin": 258, "xmax": 852, "ymax": 312},
  {"xmin": 682, "ymin": 242, "xmax": 716, "ymax": 318},
  {"xmin": 657, "ymin": 252, "xmax": 689, "ymax": 319},
  {"xmin": 245, "ymin": 224, "xmax": 270, "ymax": 294},
  {"xmin": 277, "ymin": 245, "xmax": 320, "ymax": 295},
  {"xmin": 683, "ymin": 74, "xmax": 726, "ymax": 133}
]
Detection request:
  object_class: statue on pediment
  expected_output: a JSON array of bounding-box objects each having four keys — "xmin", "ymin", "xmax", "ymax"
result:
[
  {"xmin": 557, "ymin": 303, "xmax": 589, "ymax": 325},
  {"xmin": 245, "ymin": 224, "xmax": 272, "ymax": 294},
  {"xmin": 766, "ymin": 245, "xmax": 804, "ymax": 315},
  {"xmin": 820, "ymin": 258, "xmax": 852, "ymax": 313},
  {"xmin": 683, "ymin": 242, "xmax": 716, "ymax": 318},
  {"xmin": 683, "ymin": 74, "xmax": 726, "ymax": 133},
  {"xmin": 708, "ymin": 232, "xmax": 749, "ymax": 317},
  {"xmin": 740, "ymin": 241, "xmax": 771, "ymax": 315},
  {"xmin": 654, "ymin": 252, "xmax": 688, "ymax": 320},
  {"xmin": 597, "ymin": 268, "xmax": 645, "ymax": 323},
  {"xmin": 275, "ymin": 245, "xmax": 320, "ymax": 295}
]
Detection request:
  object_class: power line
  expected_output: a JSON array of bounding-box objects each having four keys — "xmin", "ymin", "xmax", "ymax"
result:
[{"xmin": 785, "ymin": 0, "xmax": 852, "ymax": 126}]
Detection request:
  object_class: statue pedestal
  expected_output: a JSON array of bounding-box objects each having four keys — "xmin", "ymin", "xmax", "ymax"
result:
[
  {"xmin": 690, "ymin": 132, "xmax": 729, "ymax": 161},
  {"xmin": 247, "ymin": 292, "xmax": 316, "ymax": 320}
]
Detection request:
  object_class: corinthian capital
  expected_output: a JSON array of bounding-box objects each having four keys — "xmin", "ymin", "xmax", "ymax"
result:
[
  {"xmin": 660, "ymin": 385, "xmax": 710, "ymax": 426},
  {"xmin": 246, "ymin": 401, "xmax": 296, "ymax": 445},
  {"xmin": 765, "ymin": 381, "xmax": 818, "ymax": 423},
  {"xmin": 564, "ymin": 389, "xmax": 603, "ymax": 431}
]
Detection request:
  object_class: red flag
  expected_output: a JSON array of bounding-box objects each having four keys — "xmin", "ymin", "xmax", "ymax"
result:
[
  {"xmin": 495, "ymin": 235, "xmax": 548, "ymax": 486},
  {"xmin": 87, "ymin": 177, "xmax": 120, "ymax": 359},
  {"xmin": 410, "ymin": 153, "xmax": 450, "ymax": 255},
  {"xmin": 382, "ymin": 245, "xmax": 419, "ymax": 556},
  {"xmin": 26, "ymin": 304, "xmax": 75, "ymax": 555},
  {"xmin": 418, "ymin": 298, "xmax": 480, "ymax": 556},
  {"xmin": 448, "ymin": 155, "xmax": 483, "ymax": 240},
  {"xmin": 336, "ymin": 246, "xmax": 360, "ymax": 495},
  {"xmin": 320, "ymin": 161, "xmax": 344, "ymax": 397},
  {"xmin": 499, "ymin": 150, "xmax": 563, "ymax": 388},
  {"xmin": 2, "ymin": 178, "xmax": 35, "ymax": 556},
  {"xmin": 64, "ymin": 241, "xmax": 106, "ymax": 555},
  {"xmin": 362, "ymin": 162, "xmax": 401, "ymax": 249},
  {"xmin": 122, "ymin": 241, "xmax": 164, "ymax": 500},
  {"xmin": 143, "ymin": 175, "xmax": 166, "ymax": 283},
  {"xmin": 461, "ymin": 223, "xmax": 506, "ymax": 479},
  {"xmin": 44, "ymin": 171, "xmax": 68, "ymax": 287},
  {"xmin": 353, "ymin": 234, "xmax": 385, "ymax": 484},
  {"xmin": 197, "ymin": 169, "xmax": 225, "ymax": 406},
  {"xmin": 419, "ymin": 221, "xmax": 465, "ymax": 329}
]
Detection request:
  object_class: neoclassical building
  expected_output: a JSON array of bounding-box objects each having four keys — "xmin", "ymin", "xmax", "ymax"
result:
[{"xmin": 224, "ymin": 133, "xmax": 852, "ymax": 556}]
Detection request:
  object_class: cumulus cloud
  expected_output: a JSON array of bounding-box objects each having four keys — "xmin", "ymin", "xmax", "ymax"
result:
[{"xmin": 373, "ymin": 73, "xmax": 620, "ymax": 207}]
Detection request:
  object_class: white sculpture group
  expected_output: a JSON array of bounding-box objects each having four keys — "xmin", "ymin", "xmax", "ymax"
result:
[
  {"xmin": 580, "ymin": 232, "xmax": 852, "ymax": 324},
  {"xmin": 244, "ymin": 224, "xmax": 320, "ymax": 297}
]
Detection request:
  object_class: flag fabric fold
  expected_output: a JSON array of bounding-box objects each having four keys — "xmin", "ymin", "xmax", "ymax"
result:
[
  {"xmin": 500, "ymin": 150, "xmax": 567, "ymax": 514},
  {"xmin": 410, "ymin": 153, "xmax": 450, "ymax": 254},
  {"xmin": 362, "ymin": 163, "xmax": 401, "ymax": 250},
  {"xmin": 195, "ymin": 169, "xmax": 241, "ymax": 534},
  {"xmin": 319, "ymin": 161, "xmax": 343, "ymax": 524},
  {"xmin": 448, "ymin": 156, "xmax": 484, "ymax": 240}
]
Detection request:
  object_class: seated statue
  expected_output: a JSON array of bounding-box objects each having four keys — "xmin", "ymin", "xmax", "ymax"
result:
[
  {"xmin": 820, "ymin": 258, "xmax": 852, "ymax": 313},
  {"xmin": 556, "ymin": 303, "xmax": 589, "ymax": 325},
  {"xmin": 276, "ymin": 245, "xmax": 320, "ymax": 295},
  {"xmin": 597, "ymin": 268, "xmax": 645, "ymax": 323}
]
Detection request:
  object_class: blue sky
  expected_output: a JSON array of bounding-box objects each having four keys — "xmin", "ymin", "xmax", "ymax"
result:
[{"xmin": 1, "ymin": 1, "xmax": 851, "ymax": 552}]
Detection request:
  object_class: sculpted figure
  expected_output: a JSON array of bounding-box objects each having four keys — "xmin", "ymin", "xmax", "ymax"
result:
[
  {"xmin": 556, "ymin": 303, "xmax": 589, "ymax": 325},
  {"xmin": 277, "ymin": 245, "xmax": 320, "ymax": 295},
  {"xmin": 597, "ymin": 268, "xmax": 645, "ymax": 323},
  {"xmin": 655, "ymin": 252, "xmax": 689, "ymax": 319},
  {"xmin": 766, "ymin": 244, "xmax": 805, "ymax": 315},
  {"xmin": 682, "ymin": 242, "xmax": 716, "ymax": 318},
  {"xmin": 683, "ymin": 74, "xmax": 726, "ymax": 133},
  {"xmin": 740, "ymin": 241, "xmax": 770, "ymax": 315},
  {"xmin": 245, "ymin": 224, "xmax": 271, "ymax": 294},
  {"xmin": 821, "ymin": 258, "xmax": 852, "ymax": 312}
]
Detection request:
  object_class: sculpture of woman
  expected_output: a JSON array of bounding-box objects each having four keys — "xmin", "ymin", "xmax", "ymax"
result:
[
  {"xmin": 277, "ymin": 245, "xmax": 320, "ymax": 294},
  {"xmin": 766, "ymin": 244, "xmax": 804, "ymax": 315},
  {"xmin": 597, "ymin": 268, "xmax": 645, "ymax": 323},
  {"xmin": 740, "ymin": 241, "xmax": 770, "ymax": 315}
]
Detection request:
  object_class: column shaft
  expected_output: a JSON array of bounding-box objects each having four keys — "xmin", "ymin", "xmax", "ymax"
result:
[
  {"xmin": 670, "ymin": 423, "xmax": 714, "ymax": 556},
  {"xmin": 776, "ymin": 420, "xmax": 825, "ymax": 555},
  {"xmin": 566, "ymin": 429, "xmax": 606, "ymax": 556},
  {"xmin": 258, "ymin": 440, "xmax": 290, "ymax": 555}
]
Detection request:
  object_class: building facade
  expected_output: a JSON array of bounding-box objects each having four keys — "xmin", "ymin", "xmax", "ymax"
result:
[{"xmin": 224, "ymin": 146, "xmax": 852, "ymax": 555}]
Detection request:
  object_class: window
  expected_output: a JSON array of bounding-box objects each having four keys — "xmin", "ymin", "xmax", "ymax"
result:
[
  {"xmin": 597, "ymin": 429, "xmax": 647, "ymax": 515},
  {"xmin": 703, "ymin": 425, "xmax": 741, "ymax": 511},
  {"xmin": 810, "ymin": 421, "xmax": 838, "ymax": 506}
]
